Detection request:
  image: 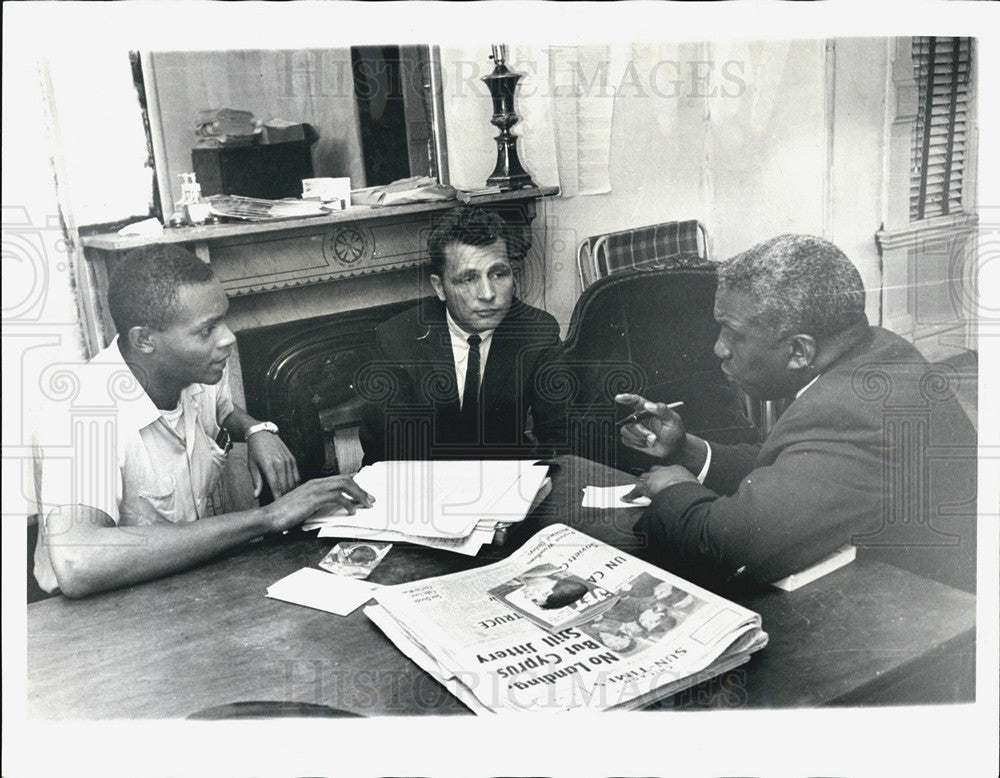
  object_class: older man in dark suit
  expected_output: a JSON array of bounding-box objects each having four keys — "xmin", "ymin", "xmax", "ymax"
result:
[
  {"xmin": 619, "ymin": 234, "xmax": 976, "ymax": 593},
  {"xmin": 358, "ymin": 207, "xmax": 566, "ymax": 464}
]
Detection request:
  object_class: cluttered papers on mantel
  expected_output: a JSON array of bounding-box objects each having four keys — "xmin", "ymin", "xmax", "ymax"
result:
[{"xmin": 301, "ymin": 460, "xmax": 552, "ymax": 556}]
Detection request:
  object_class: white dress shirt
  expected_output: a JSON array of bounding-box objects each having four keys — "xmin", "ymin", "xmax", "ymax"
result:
[{"xmin": 445, "ymin": 310, "xmax": 496, "ymax": 410}]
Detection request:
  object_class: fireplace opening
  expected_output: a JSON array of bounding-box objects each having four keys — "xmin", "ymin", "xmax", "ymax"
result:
[{"xmin": 237, "ymin": 297, "xmax": 422, "ymax": 479}]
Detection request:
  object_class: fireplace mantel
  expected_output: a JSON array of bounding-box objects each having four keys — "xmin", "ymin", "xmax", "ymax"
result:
[{"xmin": 80, "ymin": 185, "xmax": 557, "ymax": 346}]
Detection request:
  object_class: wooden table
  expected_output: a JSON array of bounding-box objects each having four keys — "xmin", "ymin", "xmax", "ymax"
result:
[{"xmin": 26, "ymin": 457, "xmax": 975, "ymax": 718}]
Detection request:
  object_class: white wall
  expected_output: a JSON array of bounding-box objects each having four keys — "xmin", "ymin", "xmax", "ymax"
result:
[
  {"xmin": 442, "ymin": 39, "xmax": 889, "ymax": 335},
  {"xmin": 3, "ymin": 43, "xmax": 154, "ymax": 520},
  {"xmin": 828, "ymin": 38, "xmax": 889, "ymax": 319},
  {"xmin": 2, "ymin": 48, "xmax": 90, "ymax": 544}
]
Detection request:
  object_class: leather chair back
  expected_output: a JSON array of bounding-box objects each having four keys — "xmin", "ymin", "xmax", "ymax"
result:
[{"xmin": 559, "ymin": 267, "xmax": 756, "ymax": 471}]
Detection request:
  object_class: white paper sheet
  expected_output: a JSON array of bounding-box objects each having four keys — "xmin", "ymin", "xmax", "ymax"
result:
[
  {"xmin": 771, "ymin": 545, "xmax": 856, "ymax": 592},
  {"xmin": 581, "ymin": 484, "xmax": 650, "ymax": 509},
  {"xmin": 265, "ymin": 567, "xmax": 379, "ymax": 616},
  {"xmin": 549, "ymin": 44, "xmax": 630, "ymax": 197},
  {"xmin": 303, "ymin": 460, "xmax": 548, "ymax": 538}
]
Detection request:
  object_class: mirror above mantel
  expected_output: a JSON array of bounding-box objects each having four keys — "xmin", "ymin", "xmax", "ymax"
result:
[
  {"xmin": 79, "ymin": 43, "xmax": 557, "ymax": 358},
  {"xmin": 141, "ymin": 45, "xmax": 450, "ymax": 215}
]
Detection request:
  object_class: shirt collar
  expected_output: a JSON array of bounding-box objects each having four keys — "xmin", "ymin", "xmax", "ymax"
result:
[
  {"xmin": 445, "ymin": 309, "xmax": 496, "ymax": 346},
  {"xmin": 97, "ymin": 336, "xmax": 204, "ymax": 429},
  {"xmin": 795, "ymin": 373, "xmax": 821, "ymax": 399}
]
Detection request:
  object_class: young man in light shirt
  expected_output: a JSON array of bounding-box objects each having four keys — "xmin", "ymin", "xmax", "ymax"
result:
[{"xmin": 33, "ymin": 245, "xmax": 373, "ymax": 598}]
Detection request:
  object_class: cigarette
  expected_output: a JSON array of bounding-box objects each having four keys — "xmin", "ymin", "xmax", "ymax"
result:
[{"xmin": 617, "ymin": 401, "xmax": 684, "ymax": 427}]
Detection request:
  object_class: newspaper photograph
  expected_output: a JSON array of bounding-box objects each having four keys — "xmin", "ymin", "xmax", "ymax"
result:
[{"xmin": 487, "ymin": 563, "xmax": 619, "ymax": 631}]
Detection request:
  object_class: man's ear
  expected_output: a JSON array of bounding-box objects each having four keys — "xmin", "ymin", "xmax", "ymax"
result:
[
  {"xmin": 787, "ymin": 334, "xmax": 817, "ymax": 370},
  {"xmin": 127, "ymin": 325, "xmax": 156, "ymax": 354},
  {"xmin": 429, "ymin": 274, "xmax": 446, "ymax": 302}
]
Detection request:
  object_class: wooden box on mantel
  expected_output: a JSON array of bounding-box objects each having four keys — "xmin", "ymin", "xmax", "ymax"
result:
[{"xmin": 192, "ymin": 140, "xmax": 314, "ymax": 200}]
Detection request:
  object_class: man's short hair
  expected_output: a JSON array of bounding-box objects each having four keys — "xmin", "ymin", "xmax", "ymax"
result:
[
  {"xmin": 717, "ymin": 234, "xmax": 866, "ymax": 340},
  {"xmin": 427, "ymin": 207, "xmax": 510, "ymax": 277},
  {"xmin": 108, "ymin": 244, "xmax": 215, "ymax": 335}
]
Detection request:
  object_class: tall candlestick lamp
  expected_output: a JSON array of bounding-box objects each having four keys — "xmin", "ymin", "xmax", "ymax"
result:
[{"xmin": 481, "ymin": 44, "xmax": 535, "ymax": 190}]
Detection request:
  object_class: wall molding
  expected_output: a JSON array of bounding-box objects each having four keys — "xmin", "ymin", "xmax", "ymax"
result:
[{"xmin": 876, "ymin": 212, "xmax": 979, "ymax": 251}]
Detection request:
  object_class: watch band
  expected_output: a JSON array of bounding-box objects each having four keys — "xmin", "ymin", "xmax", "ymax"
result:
[{"xmin": 246, "ymin": 421, "xmax": 279, "ymax": 438}]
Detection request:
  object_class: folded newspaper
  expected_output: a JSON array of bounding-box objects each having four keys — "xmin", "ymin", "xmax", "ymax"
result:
[{"xmin": 365, "ymin": 524, "xmax": 768, "ymax": 712}]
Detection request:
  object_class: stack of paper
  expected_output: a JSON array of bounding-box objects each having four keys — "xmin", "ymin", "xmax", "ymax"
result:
[
  {"xmin": 350, "ymin": 176, "xmax": 457, "ymax": 207},
  {"xmin": 302, "ymin": 460, "xmax": 551, "ymax": 556},
  {"xmin": 205, "ymin": 194, "xmax": 328, "ymax": 221},
  {"xmin": 195, "ymin": 108, "xmax": 258, "ymax": 145}
]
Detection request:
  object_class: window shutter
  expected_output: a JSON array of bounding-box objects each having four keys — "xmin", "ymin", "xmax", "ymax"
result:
[{"xmin": 909, "ymin": 37, "xmax": 973, "ymax": 221}]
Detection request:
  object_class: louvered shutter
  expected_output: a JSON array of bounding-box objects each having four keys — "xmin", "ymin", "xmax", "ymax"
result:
[{"xmin": 910, "ymin": 37, "xmax": 973, "ymax": 221}]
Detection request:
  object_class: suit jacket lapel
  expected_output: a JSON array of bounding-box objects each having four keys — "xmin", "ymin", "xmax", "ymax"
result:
[{"xmin": 422, "ymin": 300, "xmax": 461, "ymax": 410}]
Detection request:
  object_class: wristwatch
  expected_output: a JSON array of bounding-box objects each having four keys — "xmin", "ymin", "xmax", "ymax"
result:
[{"xmin": 246, "ymin": 421, "xmax": 279, "ymax": 438}]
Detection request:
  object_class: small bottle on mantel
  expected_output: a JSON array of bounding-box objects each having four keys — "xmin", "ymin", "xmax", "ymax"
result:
[{"xmin": 172, "ymin": 173, "xmax": 212, "ymax": 226}]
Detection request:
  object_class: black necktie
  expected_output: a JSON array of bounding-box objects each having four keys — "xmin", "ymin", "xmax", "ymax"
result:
[{"xmin": 461, "ymin": 334, "xmax": 481, "ymax": 436}]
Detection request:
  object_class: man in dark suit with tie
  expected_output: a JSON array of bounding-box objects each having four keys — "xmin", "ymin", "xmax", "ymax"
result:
[
  {"xmin": 358, "ymin": 207, "xmax": 566, "ymax": 464},
  {"xmin": 618, "ymin": 234, "xmax": 976, "ymax": 593}
]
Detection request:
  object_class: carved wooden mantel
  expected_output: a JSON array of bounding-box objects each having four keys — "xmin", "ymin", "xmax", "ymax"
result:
[{"xmin": 80, "ymin": 186, "xmax": 558, "ymax": 347}]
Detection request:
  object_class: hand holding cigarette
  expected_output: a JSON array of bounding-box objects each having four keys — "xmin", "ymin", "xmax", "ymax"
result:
[
  {"xmin": 617, "ymin": 401, "xmax": 684, "ymax": 427},
  {"xmin": 614, "ymin": 394, "xmax": 688, "ymax": 459}
]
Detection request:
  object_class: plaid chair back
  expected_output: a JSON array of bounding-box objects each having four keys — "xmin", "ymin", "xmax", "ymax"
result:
[{"xmin": 577, "ymin": 220, "xmax": 708, "ymax": 289}]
